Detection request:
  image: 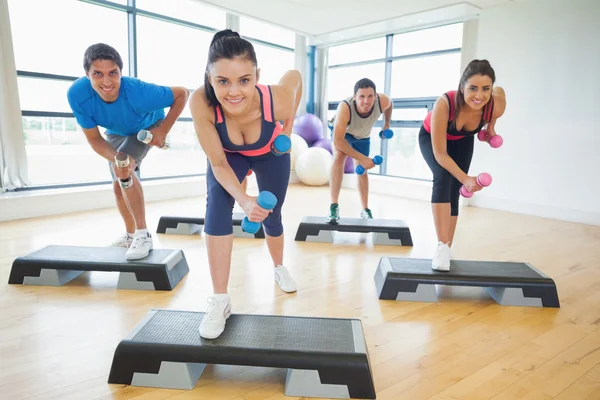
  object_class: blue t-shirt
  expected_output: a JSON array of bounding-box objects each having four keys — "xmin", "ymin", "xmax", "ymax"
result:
[{"xmin": 67, "ymin": 76, "xmax": 174, "ymax": 136}]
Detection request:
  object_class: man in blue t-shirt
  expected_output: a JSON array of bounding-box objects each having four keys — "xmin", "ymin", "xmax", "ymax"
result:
[{"xmin": 67, "ymin": 43, "xmax": 189, "ymax": 260}]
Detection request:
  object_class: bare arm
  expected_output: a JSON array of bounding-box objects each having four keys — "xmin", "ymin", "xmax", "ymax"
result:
[
  {"xmin": 379, "ymin": 93, "xmax": 393, "ymax": 130},
  {"xmin": 487, "ymin": 86, "xmax": 506, "ymax": 133},
  {"xmin": 82, "ymin": 127, "xmax": 118, "ymax": 162},
  {"xmin": 150, "ymin": 86, "xmax": 190, "ymax": 146},
  {"xmin": 430, "ymin": 97, "xmax": 470, "ymax": 184},
  {"xmin": 189, "ymin": 87, "xmax": 247, "ymax": 205},
  {"xmin": 332, "ymin": 102, "xmax": 369, "ymax": 162},
  {"xmin": 272, "ymin": 70, "xmax": 303, "ymax": 135}
]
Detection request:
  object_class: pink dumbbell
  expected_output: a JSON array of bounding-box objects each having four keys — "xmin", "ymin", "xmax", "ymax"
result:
[
  {"xmin": 477, "ymin": 129, "xmax": 503, "ymax": 148},
  {"xmin": 460, "ymin": 173, "xmax": 492, "ymax": 198}
]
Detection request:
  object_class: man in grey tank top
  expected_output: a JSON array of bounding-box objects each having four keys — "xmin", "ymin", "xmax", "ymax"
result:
[{"xmin": 326, "ymin": 78, "xmax": 392, "ymax": 224}]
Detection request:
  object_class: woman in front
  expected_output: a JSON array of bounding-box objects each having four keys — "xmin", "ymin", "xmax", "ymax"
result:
[
  {"xmin": 419, "ymin": 59, "xmax": 506, "ymax": 271},
  {"xmin": 189, "ymin": 29, "xmax": 303, "ymax": 339}
]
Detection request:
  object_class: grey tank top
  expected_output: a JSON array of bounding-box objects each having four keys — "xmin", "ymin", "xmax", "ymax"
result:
[{"xmin": 342, "ymin": 95, "xmax": 383, "ymax": 139}]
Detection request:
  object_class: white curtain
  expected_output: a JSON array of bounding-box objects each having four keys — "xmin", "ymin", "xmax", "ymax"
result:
[
  {"xmin": 294, "ymin": 33, "xmax": 307, "ymax": 116},
  {"xmin": 0, "ymin": 0, "xmax": 29, "ymax": 191},
  {"xmin": 314, "ymin": 46, "xmax": 329, "ymax": 137}
]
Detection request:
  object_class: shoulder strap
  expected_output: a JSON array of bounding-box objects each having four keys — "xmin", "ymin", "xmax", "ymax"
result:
[
  {"xmin": 214, "ymin": 104, "xmax": 223, "ymax": 124},
  {"xmin": 342, "ymin": 100, "xmax": 352, "ymax": 125},
  {"xmin": 445, "ymin": 91, "xmax": 456, "ymax": 121},
  {"xmin": 483, "ymin": 95, "xmax": 494, "ymax": 122},
  {"xmin": 256, "ymin": 84, "xmax": 274, "ymax": 122}
]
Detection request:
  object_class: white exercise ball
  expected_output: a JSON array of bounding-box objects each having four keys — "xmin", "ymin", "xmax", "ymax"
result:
[
  {"xmin": 290, "ymin": 133, "xmax": 309, "ymax": 170},
  {"xmin": 295, "ymin": 147, "xmax": 333, "ymax": 186}
]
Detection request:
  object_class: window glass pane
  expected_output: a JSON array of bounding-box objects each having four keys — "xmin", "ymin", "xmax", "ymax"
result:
[
  {"xmin": 385, "ymin": 127, "xmax": 432, "ymax": 180},
  {"xmin": 22, "ymin": 117, "xmax": 205, "ymax": 186},
  {"xmin": 254, "ymin": 45, "xmax": 295, "ymax": 86},
  {"xmin": 327, "ymin": 63, "xmax": 385, "ymax": 102},
  {"xmin": 393, "ymin": 23, "xmax": 463, "ymax": 57},
  {"xmin": 136, "ymin": 0, "xmax": 226, "ymax": 28},
  {"xmin": 23, "ymin": 117, "xmax": 110, "ymax": 186},
  {"xmin": 392, "ymin": 108, "xmax": 428, "ymax": 121},
  {"xmin": 390, "ymin": 53, "xmax": 461, "ymax": 98},
  {"xmin": 18, "ymin": 77, "xmax": 73, "ymax": 113},
  {"xmin": 137, "ymin": 16, "xmax": 211, "ymax": 89},
  {"xmin": 8, "ymin": 0, "xmax": 129, "ymax": 77},
  {"xmin": 140, "ymin": 121, "xmax": 206, "ymax": 178},
  {"xmin": 240, "ymin": 16, "xmax": 295, "ymax": 49},
  {"xmin": 328, "ymin": 38, "xmax": 386, "ymax": 65}
]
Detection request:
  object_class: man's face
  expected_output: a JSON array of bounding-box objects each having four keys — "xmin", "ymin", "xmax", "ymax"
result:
[
  {"xmin": 87, "ymin": 59, "xmax": 121, "ymax": 102},
  {"xmin": 354, "ymin": 88, "xmax": 375, "ymax": 114}
]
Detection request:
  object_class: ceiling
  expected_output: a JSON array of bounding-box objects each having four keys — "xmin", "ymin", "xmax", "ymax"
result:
[{"xmin": 198, "ymin": 0, "xmax": 522, "ymax": 46}]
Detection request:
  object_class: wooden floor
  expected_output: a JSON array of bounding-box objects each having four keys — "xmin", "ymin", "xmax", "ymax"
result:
[{"xmin": 1, "ymin": 184, "xmax": 600, "ymax": 400}]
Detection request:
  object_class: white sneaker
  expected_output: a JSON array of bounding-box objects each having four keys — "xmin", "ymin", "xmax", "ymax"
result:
[
  {"xmin": 274, "ymin": 265, "xmax": 297, "ymax": 293},
  {"xmin": 125, "ymin": 232, "xmax": 153, "ymax": 260},
  {"xmin": 432, "ymin": 241, "xmax": 451, "ymax": 271},
  {"xmin": 199, "ymin": 295, "xmax": 231, "ymax": 339},
  {"xmin": 109, "ymin": 233, "xmax": 133, "ymax": 248}
]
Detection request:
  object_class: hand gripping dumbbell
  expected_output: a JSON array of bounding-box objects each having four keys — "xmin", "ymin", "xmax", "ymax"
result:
[
  {"xmin": 137, "ymin": 129, "xmax": 170, "ymax": 150},
  {"xmin": 241, "ymin": 191, "xmax": 278, "ymax": 234},
  {"xmin": 114, "ymin": 152, "xmax": 133, "ymax": 189},
  {"xmin": 477, "ymin": 129, "xmax": 503, "ymax": 148},
  {"xmin": 379, "ymin": 128, "xmax": 393, "ymax": 139},
  {"xmin": 459, "ymin": 172, "xmax": 492, "ymax": 198},
  {"xmin": 271, "ymin": 135, "xmax": 291, "ymax": 156},
  {"xmin": 355, "ymin": 155, "xmax": 383, "ymax": 175}
]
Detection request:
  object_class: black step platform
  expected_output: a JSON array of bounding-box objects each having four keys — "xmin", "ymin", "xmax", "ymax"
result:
[
  {"xmin": 156, "ymin": 213, "xmax": 265, "ymax": 238},
  {"xmin": 108, "ymin": 309, "xmax": 375, "ymax": 399},
  {"xmin": 374, "ymin": 257, "xmax": 559, "ymax": 308},
  {"xmin": 294, "ymin": 216, "xmax": 413, "ymax": 246},
  {"xmin": 8, "ymin": 245, "xmax": 189, "ymax": 291}
]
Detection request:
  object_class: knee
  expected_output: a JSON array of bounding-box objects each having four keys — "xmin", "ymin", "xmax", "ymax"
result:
[
  {"xmin": 204, "ymin": 185, "xmax": 234, "ymax": 236},
  {"xmin": 112, "ymin": 180, "xmax": 123, "ymax": 196},
  {"xmin": 431, "ymin": 174, "xmax": 452, "ymax": 203},
  {"xmin": 262, "ymin": 207, "xmax": 283, "ymax": 237},
  {"xmin": 333, "ymin": 151, "xmax": 347, "ymax": 165}
]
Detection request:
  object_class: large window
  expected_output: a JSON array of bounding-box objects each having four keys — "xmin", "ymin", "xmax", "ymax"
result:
[
  {"xmin": 327, "ymin": 23, "xmax": 463, "ymax": 181},
  {"xmin": 7, "ymin": 0, "xmax": 294, "ymax": 189},
  {"xmin": 136, "ymin": 16, "xmax": 212, "ymax": 89},
  {"xmin": 9, "ymin": 0, "xmax": 129, "ymax": 77},
  {"xmin": 327, "ymin": 64, "xmax": 385, "ymax": 102}
]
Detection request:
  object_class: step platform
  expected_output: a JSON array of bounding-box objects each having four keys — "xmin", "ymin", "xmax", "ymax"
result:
[
  {"xmin": 8, "ymin": 245, "xmax": 189, "ymax": 291},
  {"xmin": 374, "ymin": 257, "xmax": 559, "ymax": 308},
  {"xmin": 156, "ymin": 213, "xmax": 265, "ymax": 238},
  {"xmin": 108, "ymin": 309, "xmax": 376, "ymax": 399},
  {"xmin": 294, "ymin": 216, "xmax": 413, "ymax": 246}
]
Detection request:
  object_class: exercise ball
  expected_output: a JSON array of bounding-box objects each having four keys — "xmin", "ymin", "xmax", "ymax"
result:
[
  {"xmin": 294, "ymin": 113, "xmax": 323, "ymax": 146},
  {"xmin": 290, "ymin": 133, "xmax": 309, "ymax": 170},
  {"xmin": 344, "ymin": 156, "xmax": 355, "ymax": 173},
  {"xmin": 311, "ymin": 137, "xmax": 332, "ymax": 154},
  {"xmin": 295, "ymin": 147, "xmax": 333, "ymax": 186}
]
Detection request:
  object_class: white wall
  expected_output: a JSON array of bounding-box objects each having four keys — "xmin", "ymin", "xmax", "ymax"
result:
[{"xmin": 468, "ymin": 0, "xmax": 600, "ymax": 226}]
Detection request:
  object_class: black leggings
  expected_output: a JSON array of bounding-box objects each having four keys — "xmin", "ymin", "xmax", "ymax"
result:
[{"xmin": 419, "ymin": 126, "xmax": 474, "ymax": 216}]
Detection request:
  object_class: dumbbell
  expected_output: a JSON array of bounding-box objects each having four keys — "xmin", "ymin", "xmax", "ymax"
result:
[
  {"xmin": 379, "ymin": 129, "xmax": 393, "ymax": 139},
  {"xmin": 271, "ymin": 135, "xmax": 291, "ymax": 156},
  {"xmin": 114, "ymin": 152, "xmax": 133, "ymax": 189},
  {"xmin": 459, "ymin": 173, "xmax": 492, "ymax": 198},
  {"xmin": 477, "ymin": 129, "xmax": 503, "ymax": 148},
  {"xmin": 137, "ymin": 129, "xmax": 170, "ymax": 150},
  {"xmin": 355, "ymin": 155, "xmax": 383, "ymax": 175},
  {"xmin": 241, "ymin": 191, "xmax": 278, "ymax": 234}
]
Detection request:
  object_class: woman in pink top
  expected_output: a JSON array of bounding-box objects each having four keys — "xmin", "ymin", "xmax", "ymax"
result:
[{"xmin": 419, "ymin": 59, "xmax": 506, "ymax": 271}]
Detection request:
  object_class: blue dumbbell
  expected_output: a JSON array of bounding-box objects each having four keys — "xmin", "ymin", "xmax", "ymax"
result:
[
  {"xmin": 241, "ymin": 191, "xmax": 278, "ymax": 234},
  {"xmin": 271, "ymin": 135, "xmax": 291, "ymax": 156},
  {"xmin": 355, "ymin": 155, "xmax": 383, "ymax": 175},
  {"xmin": 379, "ymin": 129, "xmax": 393, "ymax": 139}
]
